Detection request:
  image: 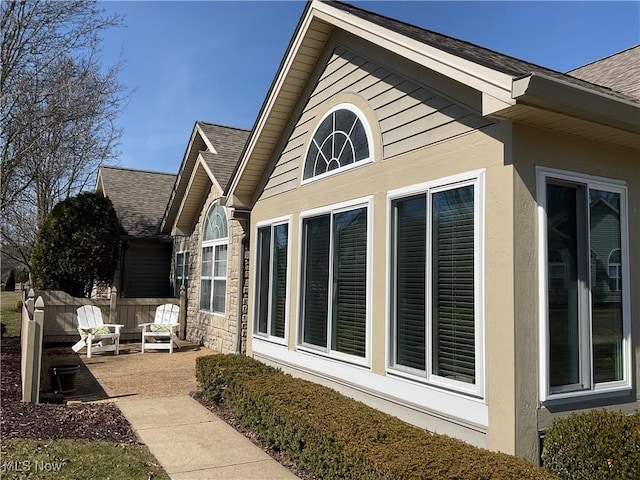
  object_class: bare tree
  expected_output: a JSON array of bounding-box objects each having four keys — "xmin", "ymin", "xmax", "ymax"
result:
[{"xmin": 0, "ymin": 0, "xmax": 126, "ymax": 272}]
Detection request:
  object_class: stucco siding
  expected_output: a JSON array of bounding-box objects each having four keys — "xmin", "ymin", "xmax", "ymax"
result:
[
  {"xmin": 249, "ymin": 123, "xmax": 511, "ymax": 449},
  {"xmin": 512, "ymin": 123, "xmax": 640, "ymax": 461},
  {"xmin": 260, "ymin": 42, "xmax": 492, "ymax": 201}
]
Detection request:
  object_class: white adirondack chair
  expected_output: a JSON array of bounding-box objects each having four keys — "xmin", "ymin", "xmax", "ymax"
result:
[
  {"xmin": 72, "ymin": 305, "xmax": 123, "ymax": 358},
  {"xmin": 139, "ymin": 304, "xmax": 181, "ymax": 353}
]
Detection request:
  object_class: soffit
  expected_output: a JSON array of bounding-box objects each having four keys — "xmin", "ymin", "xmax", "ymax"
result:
[
  {"xmin": 174, "ymin": 160, "xmax": 213, "ymax": 236},
  {"xmin": 226, "ymin": 0, "xmax": 639, "ymax": 208},
  {"xmin": 492, "ymin": 104, "xmax": 640, "ymax": 151}
]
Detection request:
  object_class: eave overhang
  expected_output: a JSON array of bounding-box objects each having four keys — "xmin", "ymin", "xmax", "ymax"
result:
[
  {"xmin": 226, "ymin": 1, "xmax": 518, "ymax": 210},
  {"xmin": 161, "ymin": 123, "xmax": 216, "ymax": 234},
  {"xmin": 512, "ymin": 73, "xmax": 639, "ymax": 133},
  {"xmin": 226, "ymin": 0, "xmax": 639, "ymax": 210},
  {"xmin": 171, "ymin": 154, "xmax": 221, "ymax": 237}
]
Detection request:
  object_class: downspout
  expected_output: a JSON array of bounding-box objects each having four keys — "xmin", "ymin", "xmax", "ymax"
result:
[{"xmin": 235, "ymin": 230, "xmax": 247, "ymax": 354}]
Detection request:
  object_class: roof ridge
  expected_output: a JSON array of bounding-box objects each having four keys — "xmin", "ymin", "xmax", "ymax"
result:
[
  {"xmin": 328, "ymin": 1, "xmax": 567, "ymax": 77},
  {"xmin": 196, "ymin": 120, "xmax": 251, "ymax": 132},
  {"xmin": 327, "ymin": 1, "xmax": 636, "ymax": 102},
  {"xmin": 101, "ymin": 165, "xmax": 176, "ymax": 176},
  {"xmin": 567, "ymin": 44, "xmax": 640, "ymax": 73}
]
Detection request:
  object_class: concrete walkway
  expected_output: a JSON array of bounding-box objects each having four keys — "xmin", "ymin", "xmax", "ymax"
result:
[{"xmin": 117, "ymin": 395, "xmax": 298, "ymax": 480}]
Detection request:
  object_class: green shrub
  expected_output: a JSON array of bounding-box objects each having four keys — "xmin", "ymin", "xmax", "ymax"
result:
[
  {"xmin": 198, "ymin": 354, "xmax": 557, "ymax": 480},
  {"xmin": 31, "ymin": 192, "xmax": 121, "ymax": 298},
  {"xmin": 542, "ymin": 409, "xmax": 640, "ymax": 479}
]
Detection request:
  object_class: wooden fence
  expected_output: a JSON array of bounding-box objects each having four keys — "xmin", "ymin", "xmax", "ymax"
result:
[{"xmin": 39, "ymin": 287, "xmax": 184, "ymax": 343}]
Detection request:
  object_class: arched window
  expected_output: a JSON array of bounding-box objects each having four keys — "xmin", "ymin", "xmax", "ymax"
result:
[
  {"xmin": 303, "ymin": 104, "xmax": 373, "ymax": 182},
  {"xmin": 200, "ymin": 202, "xmax": 228, "ymax": 313},
  {"xmin": 608, "ymin": 248, "xmax": 622, "ymax": 292}
]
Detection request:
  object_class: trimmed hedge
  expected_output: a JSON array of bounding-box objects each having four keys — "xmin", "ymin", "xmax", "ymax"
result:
[
  {"xmin": 197, "ymin": 354, "xmax": 557, "ymax": 479},
  {"xmin": 542, "ymin": 409, "xmax": 640, "ymax": 479}
]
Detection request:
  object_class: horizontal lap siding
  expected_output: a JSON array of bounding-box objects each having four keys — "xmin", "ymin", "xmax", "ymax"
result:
[{"xmin": 260, "ymin": 47, "xmax": 491, "ymax": 201}]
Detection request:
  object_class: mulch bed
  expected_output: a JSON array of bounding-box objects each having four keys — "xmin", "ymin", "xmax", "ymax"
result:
[{"xmin": 0, "ymin": 337, "xmax": 137, "ymax": 443}]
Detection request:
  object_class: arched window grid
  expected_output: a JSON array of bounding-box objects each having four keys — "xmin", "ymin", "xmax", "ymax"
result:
[
  {"xmin": 200, "ymin": 202, "xmax": 228, "ymax": 314},
  {"xmin": 302, "ymin": 103, "xmax": 374, "ymax": 184}
]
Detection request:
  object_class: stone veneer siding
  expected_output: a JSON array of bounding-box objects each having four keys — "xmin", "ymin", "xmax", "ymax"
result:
[{"xmin": 173, "ymin": 186, "xmax": 247, "ymax": 354}]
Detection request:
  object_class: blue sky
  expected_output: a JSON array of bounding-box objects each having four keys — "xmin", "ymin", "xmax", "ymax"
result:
[{"xmin": 98, "ymin": 1, "xmax": 640, "ymax": 174}]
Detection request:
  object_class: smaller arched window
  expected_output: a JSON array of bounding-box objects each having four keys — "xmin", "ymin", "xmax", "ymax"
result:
[
  {"xmin": 608, "ymin": 248, "xmax": 622, "ymax": 292},
  {"xmin": 303, "ymin": 104, "xmax": 373, "ymax": 182},
  {"xmin": 200, "ymin": 202, "xmax": 228, "ymax": 314}
]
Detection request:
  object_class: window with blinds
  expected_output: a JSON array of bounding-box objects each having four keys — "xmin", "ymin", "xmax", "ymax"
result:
[
  {"xmin": 300, "ymin": 205, "xmax": 368, "ymax": 360},
  {"xmin": 255, "ymin": 222, "xmax": 288, "ymax": 340},
  {"xmin": 390, "ymin": 176, "xmax": 481, "ymax": 394}
]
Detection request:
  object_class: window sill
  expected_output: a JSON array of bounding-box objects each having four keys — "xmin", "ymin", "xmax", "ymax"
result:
[
  {"xmin": 296, "ymin": 344, "xmax": 370, "ymax": 369},
  {"xmin": 198, "ymin": 310, "xmax": 226, "ymax": 317},
  {"xmin": 252, "ymin": 334, "xmax": 287, "ymax": 347},
  {"xmin": 387, "ymin": 367, "xmax": 483, "ymax": 400},
  {"xmin": 541, "ymin": 385, "xmax": 632, "ymax": 407}
]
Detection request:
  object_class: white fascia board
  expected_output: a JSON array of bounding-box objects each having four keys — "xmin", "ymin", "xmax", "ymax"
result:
[
  {"xmin": 95, "ymin": 169, "xmax": 105, "ymax": 195},
  {"xmin": 227, "ymin": 7, "xmax": 317, "ymax": 205},
  {"xmin": 172, "ymin": 158, "xmax": 211, "ymax": 234},
  {"xmin": 197, "ymin": 153, "xmax": 223, "ymax": 193},
  {"xmin": 512, "ymin": 73, "xmax": 640, "ymax": 133},
  {"xmin": 195, "ymin": 124, "xmax": 218, "ymax": 154},
  {"xmin": 161, "ymin": 124, "xmax": 204, "ymax": 232},
  {"xmin": 312, "ymin": 2, "xmax": 515, "ymax": 106}
]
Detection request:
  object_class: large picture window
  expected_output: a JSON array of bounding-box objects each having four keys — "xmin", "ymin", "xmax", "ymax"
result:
[
  {"xmin": 389, "ymin": 173, "xmax": 483, "ymax": 395},
  {"xmin": 255, "ymin": 221, "xmax": 289, "ymax": 341},
  {"xmin": 300, "ymin": 203, "xmax": 369, "ymax": 361},
  {"xmin": 303, "ymin": 104, "xmax": 373, "ymax": 183},
  {"xmin": 539, "ymin": 169, "xmax": 629, "ymax": 400},
  {"xmin": 200, "ymin": 203, "xmax": 227, "ymax": 314}
]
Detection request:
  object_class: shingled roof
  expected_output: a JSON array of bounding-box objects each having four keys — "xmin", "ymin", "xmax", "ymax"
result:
[
  {"xmin": 330, "ymin": 1, "xmax": 637, "ymax": 103},
  {"xmin": 197, "ymin": 122, "xmax": 250, "ymax": 190},
  {"xmin": 161, "ymin": 122, "xmax": 250, "ymax": 235},
  {"xmin": 97, "ymin": 166, "xmax": 176, "ymax": 238},
  {"xmin": 568, "ymin": 46, "xmax": 640, "ymax": 102}
]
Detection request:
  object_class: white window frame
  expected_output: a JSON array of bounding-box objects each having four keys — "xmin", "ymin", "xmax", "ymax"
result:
[
  {"xmin": 537, "ymin": 167, "xmax": 631, "ymax": 402},
  {"xmin": 386, "ymin": 169, "xmax": 485, "ymax": 398},
  {"xmin": 200, "ymin": 202, "xmax": 228, "ymax": 315},
  {"xmin": 253, "ymin": 216, "xmax": 292, "ymax": 345},
  {"xmin": 175, "ymin": 250, "xmax": 189, "ymax": 290},
  {"xmin": 297, "ymin": 196, "xmax": 373, "ymax": 367},
  {"xmin": 301, "ymin": 103, "xmax": 374, "ymax": 185}
]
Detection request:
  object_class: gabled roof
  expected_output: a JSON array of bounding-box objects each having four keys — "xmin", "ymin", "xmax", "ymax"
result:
[
  {"xmin": 161, "ymin": 122, "xmax": 250, "ymax": 235},
  {"xmin": 96, "ymin": 166, "xmax": 176, "ymax": 238},
  {"xmin": 225, "ymin": 0, "xmax": 640, "ymax": 210},
  {"xmin": 568, "ymin": 46, "xmax": 640, "ymax": 102}
]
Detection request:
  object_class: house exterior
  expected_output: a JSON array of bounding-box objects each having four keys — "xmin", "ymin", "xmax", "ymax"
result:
[
  {"xmin": 223, "ymin": 0, "xmax": 639, "ymax": 463},
  {"xmin": 96, "ymin": 166, "xmax": 176, "ymax": 298},
  {"xmin": 161, "ymin": 121, "xmax": 250, "ymax": 352}
]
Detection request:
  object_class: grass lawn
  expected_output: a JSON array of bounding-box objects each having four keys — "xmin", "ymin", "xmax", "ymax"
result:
[
  {"xmin": 1, "ymin": 439, "xmax": 170, "ymax": 480},
  {"xmin": 1, "ymin": 290, "xmax": 23, "ymax": 337}
]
